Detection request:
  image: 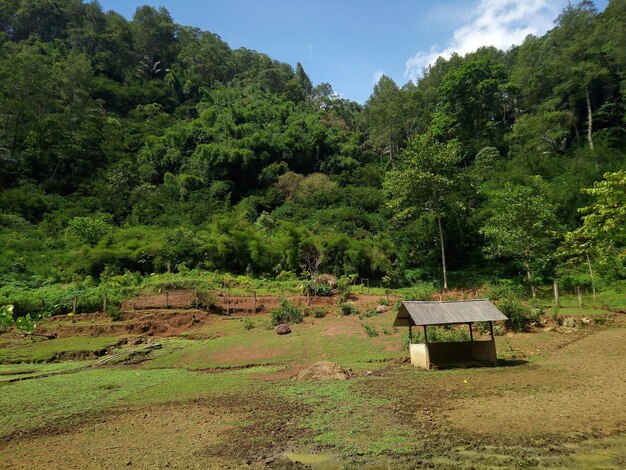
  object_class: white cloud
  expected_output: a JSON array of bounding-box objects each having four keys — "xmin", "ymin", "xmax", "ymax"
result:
[
  {"xmin": 405, "ymin": 0, "xmax": 565, "ymax": 81},
  {"xmin": 372, "ymin": 69, "xmax": 384, "ymax": 84}
]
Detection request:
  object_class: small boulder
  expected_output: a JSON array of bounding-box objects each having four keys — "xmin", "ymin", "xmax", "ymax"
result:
[
  {"xmin": 580, "ymin": 317, "xmax": 592, "ymax": 325},
  {"xmin": 562, "ymin": 317, "xmax": 578, "ymax": 329},
  {"xmin": 376, "ymin": 305, "xmax": 388, "ymax": 313},
  {"xmin": 276, "ymin": 324, "xmax": 292, "ymax": 335}
]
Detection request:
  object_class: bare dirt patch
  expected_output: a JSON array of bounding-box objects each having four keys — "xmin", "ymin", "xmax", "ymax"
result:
[
  {"xmin": 0, "ymin": 393, "xmax": 308, "ymax": 470},
  {"xmin": 296, "ymin": 361, "xmax": 352, "ymax": 381}
]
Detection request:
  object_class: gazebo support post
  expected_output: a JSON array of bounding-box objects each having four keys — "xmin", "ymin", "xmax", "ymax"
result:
[
  {"xmin": 408, "ymin": 323, "xmax": 413, "ymax": 344},
  {"xmin": 489, "ymin": 321, "xmax": 494, "ymax": 341},
  {"xmin": 468, "ymin": 323, "xmax": 473, "ymax": 342},
  {"xmin": 423, "ymin": 326, "xmax": 428, "ymax": 344}
]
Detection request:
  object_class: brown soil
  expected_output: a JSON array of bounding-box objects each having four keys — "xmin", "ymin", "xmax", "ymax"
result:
[
  {"xmin": 0, "ymin": 394, "xmax": 308, "ymax": 469},
  {"xmin": 39, "ymin": 310, "xmax": 219, "ymax": 338},
  {"xmin": 296, "ymin": 361, "xmax": 352, "ymax": 380}
]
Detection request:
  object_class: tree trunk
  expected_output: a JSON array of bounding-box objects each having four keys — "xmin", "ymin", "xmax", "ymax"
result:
[
  {"xmin": 585, "ymin": 252, "xmax": 597, "ymax": 302},
  {"xmin": 524, "ymin": 256, "xmax": 536, "ymax": 299},
  {"xmin": 436, "ymin": 214, "xmax": 448, "ymax": 290},
  {"xmin": 586, "ymin": 87, "xmax": 595, "ymax": 154}
]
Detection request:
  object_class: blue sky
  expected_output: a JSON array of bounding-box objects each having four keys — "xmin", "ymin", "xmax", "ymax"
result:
[{"xmin": 98, "ymin": 0, "xmax": 609, "ymax": 104}]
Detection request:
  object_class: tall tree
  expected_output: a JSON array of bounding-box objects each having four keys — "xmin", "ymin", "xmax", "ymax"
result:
[
  {"xmin": 363, "ymin": 75, "xmax": 406, "ymax": 166},
  {"xmin": 480, "ymin": 179, "xmax": 562, "ymax": 297},
  {"xmin": 384, "ymin": 133, "xmax": 463, "ymax": 289}
]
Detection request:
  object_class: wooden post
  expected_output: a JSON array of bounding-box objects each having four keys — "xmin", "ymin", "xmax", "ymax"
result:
[
  {"xmin": 461, "ymin": 289, "xmax": 466, "ymax": 300},
  {"xmin": 306, "ymin": 290, "xmax": 311, "ymax": 306},
  {"xmin": 165, "ymin": 290, "xmax": 170, "ymax": 309},
  {"xmin": 226, "ymin": 291, "xmax": 230, "ymax": 315},
  {"xmin": 468, "ymin": 323, "xmax": 473, "ymax": 342},
  {"xmin": 489, "ymin": 321, "xmax": 494, "ymax": 341},
  {"xmin": 553, "ymin": 280, "xmax": 560, "ymax": 308},
  {"xmin": 280, "ymin": 287, "xmax": 284, "ymax": 299},
  {"xmin": 408, "ymin": 323, "xmax": 413, "ymax": 344},
  {"xmin": 194, "ymin": 291, "xmax": 199, "ymax": 310},
  {"xmin": 253, "ymin": 291, "xmax": 257, "ymax": 313},
  {"xmin": 72, "ymin": 296, "xmax": 77, "ymax": 315},
  {"xmin": 586, "ymin": 252, "xmax": 597, "ymax": 302},
  {"xmin": 577, "ymin": 286, "xmax": 583, "ymax": 307},
  {"xmin": 367, "ymin": 278, "xmax": 370, "ymax": 294},
  {"xmin": 103, "ymin": 292, "xmax": 108, "ymax": 314},
  {"xmin": 423, "ymin": 326, "xmax": 428, "ymax": 344}
]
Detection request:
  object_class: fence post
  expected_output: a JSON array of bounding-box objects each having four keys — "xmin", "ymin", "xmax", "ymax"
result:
[
  {"xmin": 553, "ymin": 280, "xmax": 560, "ymax": 308},
  {"xmin": 165, "ymin": 290, "xmax": 170, "ymax": 309},
  {"xmin": 577, "ymin": 286, "xmax": 583, "ymax": 308},
  {"xmin": 72, "ymin": 296, "xmax": 77, "ymax": 315}
]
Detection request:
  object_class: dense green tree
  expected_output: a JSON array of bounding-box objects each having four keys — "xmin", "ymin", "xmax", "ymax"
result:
[
  {"xmin": 480, "ymin": 179, "xmax": 563, "ymax": 297},
  {"xmin": 384, "ymin": 133, "xmax": 463, "ymax": 289}
]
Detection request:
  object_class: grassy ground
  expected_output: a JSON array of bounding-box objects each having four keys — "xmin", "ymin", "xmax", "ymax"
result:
[{"xmin": 1, "ymin": 291, "xmax": 625, "ymax": 469}]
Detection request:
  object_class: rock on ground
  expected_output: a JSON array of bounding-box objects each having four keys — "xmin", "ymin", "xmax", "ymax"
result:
[{"xmin": 276, "ymin": 324, "xmax": 291, "ymax": 335}]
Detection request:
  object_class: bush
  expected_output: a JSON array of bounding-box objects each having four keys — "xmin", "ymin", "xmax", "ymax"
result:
[
  {"xmin": 301, "ymin": 280, "xmax": 333, "ymax": 297},
  {"xmin": 242, "ymin": 318, "xmax": 255, "ymax": 330},
  {"xmin": 107, "ymin": 304, "xmax": 122, "ymax": 321},
  {"xmin": 336, "ymin": 275, "xmax": 354, "ymax": 302},
  {"xmin": 484, "ymin": 281, "xmax": 524, "ymax": 301},
  {"xmin": 271, "ymin": 299, "xmax": 304, "ymax": 326},
  {"xmin": 378, "ymin": 297, "xmax": 389, "ymax": 306},
  {"xmin": 361, "ymin": 307, "xmax": 377, "ymax": 318},
  {"xmin": 308, "ymin": 307, "xmax": 326, "ymax": 318},
  {"xmin": 338, "ymin": 302, "xmax": 357, "ymax": 316},
  {"xmin": 362, "ymin": 323, "xmax": 378, "ymax": 337},
  {"xmin": 401, "ymin": 326, "xmax": 470, "ymax": 349},
  {"xmin": 498, "ymin": 298, "xmax": 539, "ymax": 332},
  {"xmin": 406, "ymin": 282, "xmax": 438, "ymax": 301}
]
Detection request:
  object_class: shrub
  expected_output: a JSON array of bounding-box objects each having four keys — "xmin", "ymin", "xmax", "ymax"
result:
[
  {"xmin": 301, "ymin": 280, "xmax": 333, "ymax": 297},
  {"xmin": 378, "ymin": 297, "xmax": 389, "ymax": 306},
  {"xmin": 484, "ymin": 281, "xmax": 524, "ymax": 301},
  {"xmin": 361, "ymin": 307, "xmax": 377, "ymax": 318},
  {"xmin": 408, "ymin": 282, "xmax": 438, "ymax": 301},
  {"xmin": 0, "ymin": 305, "xmax": 14, "ymax": 332},
  {"xmin": 401, "ymin": 326, "xmax": 470, "ymax": 349},
  {"xmin": 195, "ymin": 290, "xmax": 217, "ymax": 310},
  {"xmin": 310, "ymin": 307, "xmax": 326, "ymax": 318},
  {"xmin": 242, "ymin": 318, "xmax": 255, "ymax": 330},
  {"xmin": 271, "ymin": 299, "xmax": 304, "ymax": 326},
  {"xmin": 338, "ymin": 302, "xmax": 357, "ymax": 316},
  {"xmin": 498, "ymin": 298, "xmax": 539, "ymax": 332},
  {"xmin": 362, "ymin": 323, "xmax": 378, "ymax": 337},
  {"xmin": 336, "ymin": 275, "xmax": 354, "ymax": 302},
  {"xmin": 107, "ymin": 305, "xmax": 122, "ymax": 322}
]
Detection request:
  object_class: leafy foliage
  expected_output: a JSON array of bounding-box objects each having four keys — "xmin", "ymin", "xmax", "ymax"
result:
[
  {"xmin": 0, "ymin": 0, "xmax": 624, "ymax": 303},
  {"xmin": 271, "ymin": 299, "xmax": 304, "ymax": 326}
]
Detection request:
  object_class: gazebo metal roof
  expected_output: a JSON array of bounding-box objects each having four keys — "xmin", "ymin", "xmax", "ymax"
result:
[{"xmin": 393, "ymin": 299, "xmax": 507, "ymax": 327}]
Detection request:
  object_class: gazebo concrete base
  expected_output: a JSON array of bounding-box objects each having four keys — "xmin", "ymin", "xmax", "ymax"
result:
[
  {"xmin": 410, "ymin": 340, "xmax": 497, "ymax": 369},
  {"xmin": 410, "ymin": 343, "xmax": 430, "ymax": 369}
]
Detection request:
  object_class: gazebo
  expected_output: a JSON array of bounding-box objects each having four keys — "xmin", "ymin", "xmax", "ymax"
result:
[{"xmin": 393, "ymin": 299, "xmax": 507, "ymax": 369}]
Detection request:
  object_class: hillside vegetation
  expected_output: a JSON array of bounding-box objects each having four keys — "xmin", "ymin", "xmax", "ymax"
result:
[{"xmin": 1, "ymin": 0, "xmax": 625, "ymax": 308}]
